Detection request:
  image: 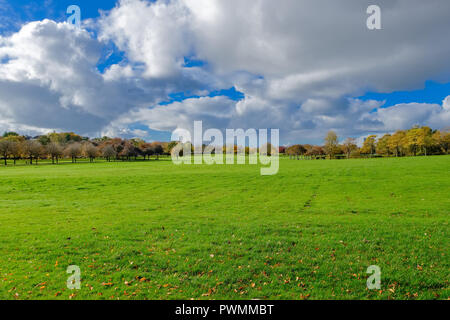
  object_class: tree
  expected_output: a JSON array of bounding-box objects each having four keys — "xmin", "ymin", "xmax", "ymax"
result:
[
  {"xmin": 9, "ymin": 141, "xmax": 22, "ymax": 165},
  {"xmin": 433, "ymin": 130, "xmax": 450, "ymax": 154},
  {"xmin": 259, "ymin": 143, "xmax": 277, "ymax": 156},
  {"xmin": 46, "ymin": 142, "xmax": 63, "ymax": 164},
  {"xmin": 168, "ymin": 141, "xmax": 179, "ymax": 154},
  {"xmin": 102, "ymin": 145, "xmax": 117, "ymax": 162},
  {"xmin": 3, "ymin": 132, "xmax": 19, "ymax": 138},
  {"xmin": 420, "ymin": 127, "xmax": 435, "ymax": 156},
  {"xmin": 376, "ymin": 134, "xmax": 391, "ymax": 156},
  {"xmin": 405, "ymin": 127, "xmax": 421, "ymax": 156},
  {"xmin": 83, "ymin": 143, "xmax": 98, "ymax": 163},
  {"xmin": 152, "ymin": 142, "xmax": 164, "ymax": 160},
  {"xmin": 308, "ymin": 146, "xmax": 326, "ymax": 160},
  {"xmin": 22, "ymin": 140, "xmax": 43, "ymax": 165},
  {"xmin": 388, "ymin": 131, "xmax": 407, "ymax": 157},
  {"xmin": 361, "ymin": 135, "xmax": 377, "ymax": 157},
  {"xmin": 324, "ymin": 131, "xmax": 339, "ymax": 159},
  {"xmin": 342, "ymin": 138, "xmax": 358, "ymax": 159},
  {"xmin": 139, "ymin": 143, "xmax": 154, "ymax": 160},
  {"xmin": 286, "ymin": 144, "xmax": 306, "ymax": 160},
  {"xmin": 65, "ymin": 143, "xmax": 82, "ymax": 163},
  {"xmin": 119, "ymin": 141, "xmax": 137, "ymax": 161},
  {"xmin": 0, "ymin": 139, "xmax": 13, "ymax": 165}
]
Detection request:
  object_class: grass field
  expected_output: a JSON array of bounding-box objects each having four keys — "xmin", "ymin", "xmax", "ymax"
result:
[{"xmin": 0, "ymin": 156, "xmax": 448, "ymax": 300}]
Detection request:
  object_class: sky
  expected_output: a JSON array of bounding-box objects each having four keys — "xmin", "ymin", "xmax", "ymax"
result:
[{"xmin": 0, "ymin": 0, "xmax": 449, "ymax": 145}]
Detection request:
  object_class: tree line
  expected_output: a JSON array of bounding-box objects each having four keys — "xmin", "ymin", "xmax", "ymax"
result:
[
  {"xmin": 0, "ymin": 132, "xmax": 169, "ymax": 166},
  {"xmin": 0, "ymin": 125, "xmax": 449, "ymax": 166},
  {"xmin": 285, "ymin": 126, "xmax": 450, "ymax": 160}
]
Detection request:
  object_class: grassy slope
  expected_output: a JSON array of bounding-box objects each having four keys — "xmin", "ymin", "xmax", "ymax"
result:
[{"xmin": 0, "ymin": 156, "xmax": 448, "ymax": 300}]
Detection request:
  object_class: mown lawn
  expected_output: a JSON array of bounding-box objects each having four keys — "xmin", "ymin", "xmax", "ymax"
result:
[{"xmin": 0, "ymin": 156, "xmax": 448, "ymax": 300}]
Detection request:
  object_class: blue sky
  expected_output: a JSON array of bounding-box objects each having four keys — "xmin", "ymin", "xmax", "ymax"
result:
[
  {"xmin": 1, "ymin": 0, "xmax": 116, "ymax": 30},
  {"xmin": 0, "ymin": 0, "xmax": 449, "ymax": 144}
]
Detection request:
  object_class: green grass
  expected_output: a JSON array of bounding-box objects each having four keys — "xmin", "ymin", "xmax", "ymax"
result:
[{"xmin": 0, "ymin": 156, "xmax": 449, "ymax": 300}]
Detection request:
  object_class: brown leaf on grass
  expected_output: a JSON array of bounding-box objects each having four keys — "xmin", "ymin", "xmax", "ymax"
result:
[{"xmin": 202, "ymin": 289, "xmax": 212, "ymax": 297}]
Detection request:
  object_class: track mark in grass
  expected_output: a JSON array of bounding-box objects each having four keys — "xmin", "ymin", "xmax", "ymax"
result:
[{"xmin": 303, "ymin": 185, "xmax": 320, "ymax": 209}]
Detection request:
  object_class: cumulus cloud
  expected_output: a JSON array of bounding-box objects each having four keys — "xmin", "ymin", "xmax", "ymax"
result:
[
  {"xmin": 0, "ymin": 0, "xmax": 449, "ymax": 143},
  {"xmin": 0, "ymin": 17, "xmax": 207, "ymax": 136},
  {"xmin": 105, "ymin": 96, "xmax": 236, "ymax": 136}
]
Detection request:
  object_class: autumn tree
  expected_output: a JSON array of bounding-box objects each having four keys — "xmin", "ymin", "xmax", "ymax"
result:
[
  {"xmin": 138, "ymin": 142, "xmax": 152, "ymax": 160},
  {"xmin": 0, "ymin": 139, "xmax": 13, "ymax": 165},
  {"xmin": 342, "ymin": 138, "xmax": 358, "ymax": 159},
  {"xmin": 152, "ymin": 142, "xmax": 164, "ymax": 160},
  {"xmin": 119, "ymin": 141, "xmax": 138, "ymax": 161},
  {"xmin": 308, "ymin": 146, "xmax": 326, "ymax": 160},
  {"xmin": 417, "ymin": 126, "xmax": 434, "ymax": 156},
  {"xmin": 65, "ymin": 143, "xmax": 82, "ymax": 163},
  {"xmin": 405, "ymin": 127, "xmax": 422, "ymax": 156},
  {"xmin": 286, "ymin": 145, "xmax": 306, "ymax": 160},
  {"xmin": 9, "ymin": 140, "xmax": 22, "ymax": 165},
  {"xmin": 433, "ymin": 130, "xmax": 450, "ymax": 154},
  {"xmin": 388, "ymin": 131, "xmax": 407, "ymax": 157},
  {"xmin": 2, "ymin": 132, "xmax": 19, "ymax": 138},
  {"xmin": 376, "ymin": 134, "xmax": 391, "ymax": 156},
  {"xmin": 102, "ymin": 145, "xmax": 117, "ymax": 162},
  {"xmin": 46, "ymin": 142, "xmax": 63, "ymax": 164},
  {"xmin": 259, "ymin": 143, "xmax": 277, "ymax": 156},
  {"xmin": 83, "ymin": 143, "xmax": 99, "ymax": 163},
  {"xmin": 22, "ymin": 140, "xmax": 43, "ymax": 165},
  {"xmin": 324, "ymin": 131, "xmax": 339, "ymax": 159},
  {"xmin": 361, "ymin": 135, "xmax": 377, "ymax": 157}
]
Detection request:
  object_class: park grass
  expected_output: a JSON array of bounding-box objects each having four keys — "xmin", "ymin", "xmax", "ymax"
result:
[{"xmin": 0, "ymin": 156, "xmax": 448, "ymax": 300}]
